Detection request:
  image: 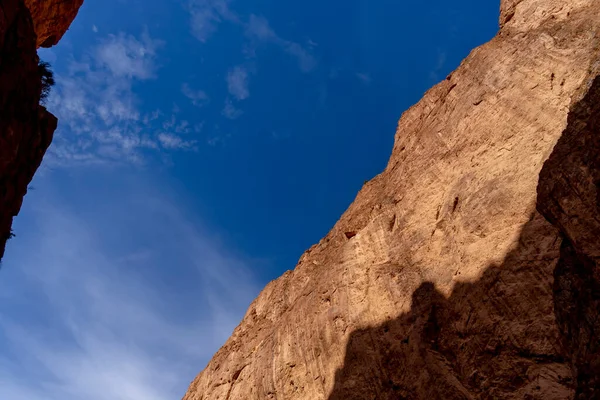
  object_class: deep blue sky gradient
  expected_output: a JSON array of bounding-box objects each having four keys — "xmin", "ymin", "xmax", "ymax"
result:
[
  {"xmin": 0, "ymin": 1, "xmax": 499, "ymax": 398},
  {"xmin": 45, "ymin": 0, "xmax": 499, "ymax": 278}
]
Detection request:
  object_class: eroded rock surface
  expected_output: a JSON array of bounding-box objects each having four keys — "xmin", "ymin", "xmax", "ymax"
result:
[
  {"xmin": 24, "ymin": 0, "xmax": 84, "ymax": 47},
  {"xmin": 0, "ymin": 0, "xmax": 82, "ymax": 259},
  {"xmin": 183, "ymin": 0, "xmax": 600, "ymax": 398}
]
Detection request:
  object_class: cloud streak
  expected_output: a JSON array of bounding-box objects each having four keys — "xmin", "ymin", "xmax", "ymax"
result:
[
  {"xmin": 245, "ymin": 15, "xmax": 317, "ymax": 73},
  {"xmin": 186, "ymin": 3, "xmax": 317, "ymax": 73},
  {"xmin": 185, "ymin": 2, "xmax": 317, "ymax": 122},
  {"xmin": 0, "ymin": 172, "xmax": 261, "ymax": 400}
]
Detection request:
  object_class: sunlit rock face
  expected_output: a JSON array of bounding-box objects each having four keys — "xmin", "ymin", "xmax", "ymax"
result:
[
  {"xmin": 179, "ymin": 0, "xmax": 600, "ymax": 398},
  {"xmin": 24, "ymin": 0, "xmax": 84, "ymax": 47},
  {"xmin": 0, "ymin": 0, "xmax": 83, "ymax": 259}
]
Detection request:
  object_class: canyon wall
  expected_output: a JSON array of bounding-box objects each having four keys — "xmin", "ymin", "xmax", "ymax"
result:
[
  {"xmin": 183, "ymin": 0, "xmax": 600, "ymax": 398},
  {"xmin": 0, "ymin": 0, "xmax": 83, "ymax": 259},
  {"xmin": 24, "ymin": 0, "xmax": 85, "ymax": 48}
]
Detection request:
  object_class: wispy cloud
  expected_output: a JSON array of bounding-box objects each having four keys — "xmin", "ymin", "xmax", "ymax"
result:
[
  {"xmin": 158, "ymin": 132, "xmax": 197, "ymax": 150},
  {"xmin": 226, "ymin": 66, "xmax": 250, "ymax": 100},
  {"xmin": 355, "ymin": 72, "xmax": 372, "ymax": 85},
  {"xmin": 184, "ymin": 3, "xmax": 316, "ymax": 123},
  {"xmin": 186, "ymin": 3, "xmax": 317, "ymax": 72},
  {"xmin": 94, "ymin": 32, "xmax": 159, "ymax": 79},
  {"xmin": 245, "ymin": 15, "xmax": 317, "ymax": 73},
  {"xmin": 182, "ymin": 83, "xmax": 210, "ymax": 107},
  {"xmin": 283, "ymin": 42, "xmax": 317, "ymax": 73},
  {"xmin": 0, "ymin": 173, "xmax": 261, "ymax": 400},
  {"xmin": 429, "ymin": 49, "xmax": 447, "ymax": 82},
  {"xmin": 222, "ymin": 98, "xmax": 243, "ymax": 119},
  {"xmin": 187, "ymin": 0, "xmax": 237, "ymax": 42},
  {"xmin": 46, "ymin": 32, "xmax": 198, "ymax": 166},
  {"xmin": 244, "ymin": 14, "xmax": 277, "ymax": 41}
]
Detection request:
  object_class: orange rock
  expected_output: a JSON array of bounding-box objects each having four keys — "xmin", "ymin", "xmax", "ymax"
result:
[
  {"xmin": 183, "ymin": 1, "xmax": 600, "ymax": 398},
  {"xmin": 24, "ymin": 0, "xmax": 84, "ymax": 48}
]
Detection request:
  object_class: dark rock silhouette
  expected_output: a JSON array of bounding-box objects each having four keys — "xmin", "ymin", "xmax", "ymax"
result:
[{"xmin": 0, "ymin": 0, "xmax": 83, "ymax": 260}]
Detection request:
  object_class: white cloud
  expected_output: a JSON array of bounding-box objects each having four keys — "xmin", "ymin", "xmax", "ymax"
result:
[
  {"xmin": 222, "ymin": 98, "xmax": 243, "ymax": 120},
  {"xmin": 92, "ymin": 24, "xmax": 98, "ymax": 33},
  {"xmin": 245, "ymin": 14, "xmax": 317, "ymax": 73},
  {"xmin": 283, "ymin": 42, "xmax": 317, "ymax": 73},
  {"xmin": 226, "ymin": 66, "xmax": 249, "ymax": 100},
  {"xmin": 94, "ymin": 32, "xmax": 159, "ymax": 79},
  {"xmin": 176, "ymin": 120, "xmax": 191, "ymax": 133},
  {"xmin": 186, "ymin": 3, "xmax": 317, "ymax": 73},
  {"xmin": 245, "ymin": 14, "xmax": 276, "ymax": 41},
  {"xmin": 181, "ymin": 83, "xmax": 210, "ymax": 107},
  {"xmin": 0, "ymin": 174, "xmax": 261, "ymax": 400},
  {"xmin": 158, "ymin": 133, "xmax": 197, "ymax": 150},
  {"xmin": 189, "ymin": 6, "xmax": 219, "ymax": 42},
  {"xmin": 46, "ymin": 32, "xmax": 198, "ymax": 166},
  {"xmin": 187, "ymin": 0, "xmax": 237, "ymax": 42}
]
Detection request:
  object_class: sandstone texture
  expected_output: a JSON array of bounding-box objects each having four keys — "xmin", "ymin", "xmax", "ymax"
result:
[
  {"xmin": 0, "ymin": 0, "xmax": 82, "ymax": 259},
  {"xmin": 24, "ymin": 0, "xmax": 84, "ymax": 47},
  {"xmin": 183, "ymin": 0, "xmax": 600, "ymax": 399}
]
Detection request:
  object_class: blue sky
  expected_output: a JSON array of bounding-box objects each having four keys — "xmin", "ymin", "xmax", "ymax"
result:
[{"xmin": 0, "ymin": 0, "xmax": 498, "ymax": 398}]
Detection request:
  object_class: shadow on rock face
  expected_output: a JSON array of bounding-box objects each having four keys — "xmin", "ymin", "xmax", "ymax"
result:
[
  {"xmin": 537, "ymin": 75, "xmax": 600, "ymax": 400},
  {"xmin": 329, "ymin": 212, "xmax": 572, "ymax": 400},
  {"xmin": 328, "ymin": 76, "xmax": 600, "ymax": 400}
]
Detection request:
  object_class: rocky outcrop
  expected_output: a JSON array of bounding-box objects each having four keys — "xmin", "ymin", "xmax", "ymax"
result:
[
  {"xmin": 499, "ymin": 0, "xmax": 522, "ymax": 27},
  {"xmin": 183, "ymin": 0, "xmax": 600, "ymax": 398},
  {"xmin": 0, "ymin": 0, "xmax": 83, "ymax": 260},
  {"xmin": 24, "ymin": 0, "xmax": 84, "ymax": 47}
]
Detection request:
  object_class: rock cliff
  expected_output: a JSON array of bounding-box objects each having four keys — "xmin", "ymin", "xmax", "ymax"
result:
[
  {"xmin": 24, "ymin": 0, "xmax": 84, "ymax": 47},
  {"xmin": 183, "ymin": 0, "xmax": 600, "ymax": 398},
  {"xmin": 0, "ymin": 0, "xmax": 83, "ymax": 260}
]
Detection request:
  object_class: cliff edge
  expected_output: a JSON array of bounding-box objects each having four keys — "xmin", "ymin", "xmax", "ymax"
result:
[
  {"xmin": 183, "ymin": 0, "xmax": 600, "ymax": 398},
  {"xmin": 0, "ymin": 0, "xmax": 84, "ymax": 259}
]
